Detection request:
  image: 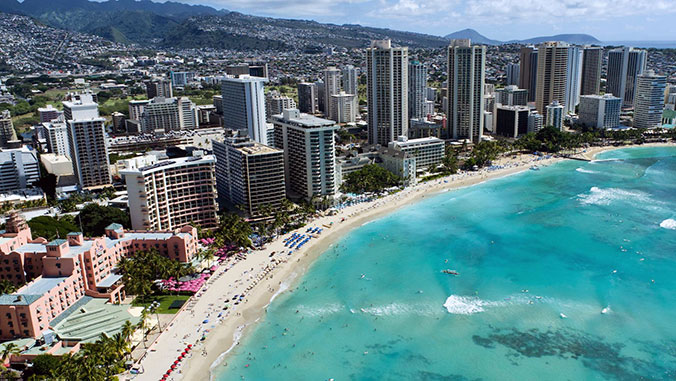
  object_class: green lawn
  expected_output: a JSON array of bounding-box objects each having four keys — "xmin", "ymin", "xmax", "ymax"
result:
[{"xmin": 132, "ymin": 294, "xmax": 191, "ymax": 314}]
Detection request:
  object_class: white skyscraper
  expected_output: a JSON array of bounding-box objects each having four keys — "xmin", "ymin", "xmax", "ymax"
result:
[
  {"xmin": 545, "ymin": 100, "xmax": 564, "ymax": 130},
  {"xmin": 330, "ymin": 92, "xmax": 357, "ymax": 123},
  {"xmin": 271, "ymin": 109, "xmax": 339, "ymax": 202},
  {"xmin": 366, "ymin": 40, "xmax": 409, "ymax": 146},
  {"xmin": 342, "ymin": 65, "xmax": 359, "ymax": 96},
  {"xmin": 633, "ymin": 70, "xmax": 666, "ymax": 129},
  {"xmin": 506, "ymin": 63, "xmax": 520, "ymax": 86},
  {"xmin": 408, "ymin": 61, "xmax": 428, "ymax": 120},
  {"xmin": 578, "ymin": 94, "xmax": 621, "ymax": 129},
  {"xmin": 564, "ymin": 46, "xmax": 583, "ymax": 115},
  {"xmin": 221, "ymin": 75, "xmax": 269, "ymax": 145},
  {"xmin": 607, "ymin": 47, "xmax": 647, "ymax": 108},
  {"xmin": 42, "ymin": 115, "xmax": 71, "ymax": 157},
  {"xmin": 447, "ymin": 39, "xmax": 486, "ymax": 142},
  {"xmin": 324, "ymin": 67, "xmax": 342, "ymax": 120},
  {"xmin": 63, "ymin": 93, "xmax": 111, "ymax": 189}
]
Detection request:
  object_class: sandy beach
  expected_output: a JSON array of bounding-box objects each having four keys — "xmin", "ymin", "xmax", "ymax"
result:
[{"xmin": 132, "ymin": 142, "xmax": 674, "ymax": 381}]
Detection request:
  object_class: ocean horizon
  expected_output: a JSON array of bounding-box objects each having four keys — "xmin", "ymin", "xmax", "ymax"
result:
[
  {"xmin": 214, "ymin": 146, "xmax": 676, "ymax": 380},
  {"xmin": 603, "ymin": 41, "xmax": 676, "ymax": 49}
]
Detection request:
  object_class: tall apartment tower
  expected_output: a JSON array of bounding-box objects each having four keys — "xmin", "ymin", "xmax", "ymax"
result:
[
  {"xmin": 323, "ymin": 67, "xmax": 342, "ymax": 120},
  {"xmin": 408, "ymin": 61, "xmax": 428, "ymax": 120},
  {"xmin": 495, "ymin": 85, "xmax": 528, "ymax": 106},
  {"xmin": 146, "ymin": 79, "xmax": 173, "ymax": 99},
  {"xmin": 0, "ymin": 110, "xmax": 18, "ymax": 148},
  {"xmin": 546, "ymin": 100, "xmax": 564, "ymax": 130},
  {"xmin": 122, "ymin": 154, "xmax": 218, "ymax": 230},
  {"xmin": 221, "ymin": 75, "xmax": 269, "ymax": 145},
  {"xmin": 519, "ymin": 46, "xmax": 538, "ymax": 102},
  {"xmin": 366, "ymin": 39, "xmax": 409, "ymax": 146},
  {"xmin": 447, "ymin": 39, "xmax": 486, "ymax": 142},
  {"xmin": 606, "ymin": 47, "xmax": 647, "ymax": 107},
  {"xmin": 140, "ymin": 97, "xmax": 197, "ymax": 134},
  {"xmin": 581, "ymin": 46, "xmax": 602, "ymax": 95},
  {"xmin": 342, "ymin": 65, "xmax": 359, "ymax": 96},
  {"xmin": 535, "ymin": 42, "xmax": 571, "ymax": 120},
  {"xmin": 42, "ymin": 115, "xmax": 71, "ymax": 157},
  {"xmin": 564, "ymin": 46, "xmax": 583, "ymax": 115},
  {"xmin": 271, "ymin": 109, "xmax": 338, "ymax": 202},
  {"xmin": 506, "ymin": 63, "xmax": 520, "ymax": 86},
  {"xmin": 633, "ymin": 70, "xmax": 666, "ymax": 129},
  {"xmin": 297, "ymin": 82, "xmax": 318, "ymax": 114},
  {"xmin": 213, "ymin": 135, "xmax": 286, "ymax": 217},
  {"xmin": 330, "ymin": 92, "xmax": 357, "ymax": 123},
  {"xmin": 63, "ymin": 93, "xmax": 111, "ymax": 190},
  {"xmin": 265, "ymin": 91, "xmax": 297, "ymax": 119}
]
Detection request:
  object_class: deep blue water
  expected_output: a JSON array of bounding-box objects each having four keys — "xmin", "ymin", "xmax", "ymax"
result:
[{"xmin": 215, "ymin": 146, "xmax": 676, "ymax": 381}]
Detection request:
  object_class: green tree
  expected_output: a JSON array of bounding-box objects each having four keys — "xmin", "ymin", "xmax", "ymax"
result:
[
  {"xmin": 340, "ymin": 164, "xmax": 402, "ymax": 194},
  {"xmin": 0, "ymin": 280, "xmax": 16, "ymax": 295},
  {"xmin": 27, "ymin": 216, "xmax": 79, "ymax": 241},
  {"xmin": 78, "ymin": 204, "xmax": 130, "ymax": 236},
  {"xmin": 215, "ymin": 213, "xmax": 252, "ymax": 248},
  {"xmin": 30, "ymin": 354, "xmax": 62, "ymax": 378}
]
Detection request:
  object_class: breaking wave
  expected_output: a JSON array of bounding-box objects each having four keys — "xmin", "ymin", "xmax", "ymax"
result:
[
  {"xmin": 578, "ymin": 187, "xmax": 651, "ymax": 206},
  {"xmin": 660, "ymin": 219, "xmax": 676, "ymax": 230},
  {"xmin": 576, "ymin": 167, "xmax": 598, "ymax": 174}
]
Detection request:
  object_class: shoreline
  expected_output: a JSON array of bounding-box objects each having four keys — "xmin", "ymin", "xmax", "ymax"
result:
[{"xmin": 136, "ymin": 142, "xmax": 675, "ymax": 381}]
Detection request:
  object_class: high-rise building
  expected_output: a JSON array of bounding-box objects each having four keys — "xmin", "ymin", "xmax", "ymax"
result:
[
  {"xmin": 169, "ymin": 71, "xmax": 196, "ymax": 87},
  {"xmin": 324, "ymin": 67, "xmax": 342, "ymax": 120},
  {"xmin": 128, "ymin": 100, "xmax": 150, "ymax": 121},
  {"xmin": 664, "ymin": 84, "xmax": 676, "ymax": 109},
  {"xmin": 225, "ymin": 62, "xmax": 269, "ymax": 78},
  {"xmin": 297, "ymin": 82, "xmax": 318, "ymax": 114},
  {"xmin": 581, "ymin": 47, "xmax": 602, "ymax": 95},
  {"xmin": 63, "ymin": 93, "xmax": 111, "ymax": 189},
  {"xmin": 495, "ymin": 105, "xmax": 530, "ymax": 138},
  {"xmin": 37, "ymin": 104, "xmax": 62, "ymax": 123},
  {"xmin": 271, "ymin": 109, "xmax": 338, "ymax": 202},
  {"xmin": 146, "ymin": 79, "xmax": 173, "ymax": 99},
  {"xmin": 315, "ymin": 80, "xmax": 325, "ymax": 115},
  {"xmin": 342, "ymin": 65, "xmax": 359, "ymax": 96},
  {"xmin": 607, "ymin": 47, "xmax": 647, "ymax": 107},
  {"xmin": 578, "ymin": 94, "xmax": 621, "ymax": 129},
  {"xmin": 535, "ymin": 42, "xmax": 575, "ymax": 120},
  {"xmin": 564, "ymin": 46, "xmax": 583, "ymax": 115},
  {"xmin": 446, "ymin": 39, "xmax": 486, "ymax": 142},
  {"xmin": 426, "ymin": 87, "xmax": 437, "ymax": 102},
  {"xmin": 366, "ymin": 40, "xmax": 409, "ymax": 146},
  {"xmin": 266, "ymin": 91, "xmax": 297, "ymax": 119},
  {"xmin": 545, "ymin": 100, "xmax": 564, "ymax": 130},
  {"xmin": 0, "ymin": 110, "xmax": 18, "ymax": 148},
  {"xmin": 213, "ymin": 135, "xmax": 286, "ymax": 217},
  {"xmin": 0, "ymin": 146, "xmax": 40, "ymax": 193},
  {"xmin": 633, "ymin": 70, "xmax": 666, "ymax": 129},
  {"xmin": 42, "ymin": 115, "xmax": 70, "ymax": 157},
  {"xmin": 495, "ymin": 85, "xmax": 528, "ymax": 106},
  {"xmin": 122, "ymin": 154, "xmax": 218, "ymax": 230},
  {"xmin": 178, "ymin": 97, "xmax": 198, "ymax": 130},
  {"xmin": 506, "ymin": 63, "xmax": 520, "ymax": 86},
  {"xmin": 140, "ymin": 97, "xmax": 197, "ymax": 134},
  {"xmin": 519, "ymin": 46, "xmax": 538, "ymax": 102},
  {"xmin": 408, "ymin": 61, "xmax": 428, "ymax": 119},
  {"xmin": 330, "ymin": 92, "xmax": 357, "ymax": 123},
  {"xmin": 528, "ymin": 111, "xmax": 544, "ymax": 133},
  {"xmin": 221, "ymin": 75, "xmax": 269, "ymax": 145}
]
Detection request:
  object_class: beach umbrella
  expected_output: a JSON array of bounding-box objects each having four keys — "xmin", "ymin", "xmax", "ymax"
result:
[{"xmin": 203, "ymin": 319, "xmax": 209, "ymax": 324}]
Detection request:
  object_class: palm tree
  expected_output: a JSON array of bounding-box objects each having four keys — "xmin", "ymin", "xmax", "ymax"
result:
[
  {"xmin": 122, "ymin": 320, "xmax": 135, "ymax": 344},
  {"xmin": 0, "ymin": 343, "xmax": 21, "ymax": 366},
  {"xmin": 0, "ymin": 280, "xmax": 16, "ymax": 295},
  {"xmin": 136, "ymin": 309, "xmax": 151, "ymax": 349}
]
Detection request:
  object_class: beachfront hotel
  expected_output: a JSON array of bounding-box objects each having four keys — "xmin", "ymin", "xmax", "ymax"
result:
[
  {"xmin": 0, "ymin": 212, "xmax": 199, "ymax": 342},
  {"xmin": 213, "ymin": 135, "xmax": 286, "ymax": 217},
  {"xmin": 271, "ymin": 109, "xmax": 339, "ymax": 203},
  {"xmin": 387, "ymin": 136, "xmax": 445, "ymax": 170},
  {"xmin": 122, "ymin": 153, "xmax": 219, "ymax": 231}
]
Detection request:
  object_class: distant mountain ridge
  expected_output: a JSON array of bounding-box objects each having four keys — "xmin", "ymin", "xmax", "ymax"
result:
[
  {"xmin": 1, "ymin": 0, "xmax": 602, "ymax": 50},
  {"xmin": 444, "ymin": 28, "xmax": 601, "ymax": 45}
]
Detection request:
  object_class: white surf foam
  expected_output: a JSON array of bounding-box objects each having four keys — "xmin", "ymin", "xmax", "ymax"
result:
[
  {"xmin": 575, "ymin": 167, "xmax": 598, "ymax": 174},
  {"xmin": 296, "ymin": 303, "xmax": 343, "ymax": 317},
  {"xmin": 660, "ymin": 218, "xmax": 676, "ymax": 230},
  {"xmin": 443, "ymin": 295, "xmax": 488, "ymax": 315},
  {"xmin": 577, "ymin": 186, "xmax": 651, "ymax": 206},
  {"xmin": 359, "ymin": 303, "xmax": 440, "ymax": 317}
]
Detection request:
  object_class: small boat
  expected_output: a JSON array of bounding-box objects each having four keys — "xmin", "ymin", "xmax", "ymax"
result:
[
  {"xmin": 601, "ymin": 306, "xmax": 610, "ymax": 314},
  {"xmin": 559, "ymin": 313, "xmax": 567, "ymax": 319},
  {"xmin": 442, "ymin": 269, "xmax": 459, "ymax": 275},
  {"xmin": 530, "ymin": 165, "xmax": 540, "ymax": 171}
]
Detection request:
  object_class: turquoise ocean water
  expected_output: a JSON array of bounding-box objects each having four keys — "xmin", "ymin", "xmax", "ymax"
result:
[{"xmin": 215, "ymin": 146, "xmax": 676, "ymax": 380}]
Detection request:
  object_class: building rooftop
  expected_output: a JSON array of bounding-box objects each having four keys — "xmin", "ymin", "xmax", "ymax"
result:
[
  {"xmin": 52, "ymin": 298, "xmax": 140, "ymax": 343},
  {"xmin": 236, "ymin": 141, "xmax": 282, "ymax": 156},
  {"xmin": 0, "ymin": 277, "xmax": 70, "ymax": 306},
  {"xmin": 120, "ymin": 154, "xmax": 214, "ymax": 175},
  {"xmin": 47, "ymin": 239, "xmax": 67, "ymax": 246},
  {"xmin": 272, "ymin": 109, "xmax": 337, "ymax": 128}
]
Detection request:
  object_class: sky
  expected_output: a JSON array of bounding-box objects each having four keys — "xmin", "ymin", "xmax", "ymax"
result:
[{"xmin": 175, "ymin": 0, "xmax": 676, "ymax": 41}]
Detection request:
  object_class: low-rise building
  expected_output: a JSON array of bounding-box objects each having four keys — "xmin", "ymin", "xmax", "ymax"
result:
[
  {"xmin": 388, "ymin": 136, "xmax": 445, "ymax": 170},
  {"xmin": 495, "ymin": 105, "xmax": 530, "ymax": 138},
  {"xmin": 578, "ymin": 94, "xmax": 621, "ymax": 129},
  {"xmin": 0, "ymin": 212, "xmax": 198, "ymax": 342}
]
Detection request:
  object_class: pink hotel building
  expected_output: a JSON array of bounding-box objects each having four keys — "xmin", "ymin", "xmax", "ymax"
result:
[{"xmin": 0, "ymin": 212, "xmax": 199, "ymax": 341}]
